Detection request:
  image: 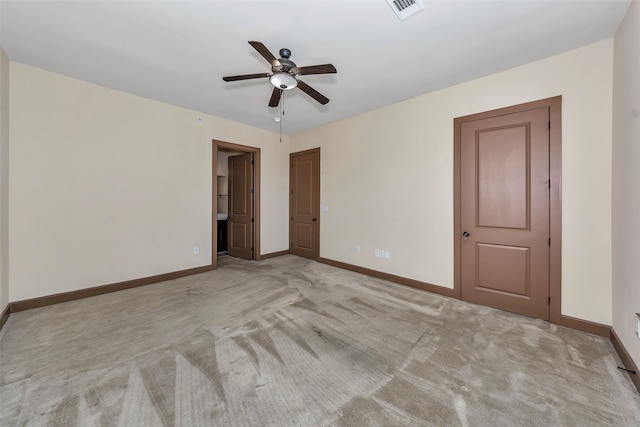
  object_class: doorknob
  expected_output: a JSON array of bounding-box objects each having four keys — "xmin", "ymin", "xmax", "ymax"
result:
[
  {"xmin": 463, "ymin": 231, "xmax": 470, "ymax": 240},
  {"xmin": 312, "ymin": 218, "xmax": 317, "ymax": 222}
]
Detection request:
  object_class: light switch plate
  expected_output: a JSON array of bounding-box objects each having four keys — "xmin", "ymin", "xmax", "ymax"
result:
[{"xmin": 635, "ymin": 313, "xmax": 640, "ymax": 338}]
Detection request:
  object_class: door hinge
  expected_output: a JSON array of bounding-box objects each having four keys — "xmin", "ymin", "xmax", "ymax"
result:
[
  {"xmin": 548, "ymin": 238, "xmax": 551, "ymax": 246},
  {"xmin": 548, "ymin": 180, "xmax": 551, "ymax": 189},
  {"xmin": 548, "ymin": 296, "xmax": 551, "ymax": 305},
  {"xmin": 251, "ymin": 247, "xmax": 254, "ymax": 251},
  {"xmin": 251, "ymin": 188, "xmax": 254, "ymax": 194},
  {"xmin": 251, "ymin": 218, "xmax": 254, "ymax": 223},
  {"xmin": 548, "ymin": 121, "xmax": 551, "ymax": 129}
]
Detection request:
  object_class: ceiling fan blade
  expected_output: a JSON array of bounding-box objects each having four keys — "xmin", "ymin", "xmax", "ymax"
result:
[
  {"xmin": 293, "ymin": 64, "xmax": 337, "ymax": 75},
  {"xmin": 223, "ymin": 73, "xmax": 270, "ymax": 82},
  {"xmin": 248, "ymin": 41, "xmax": 282, "ymax": 68},
  {"xmin": 297, "ymin": 80, "xmax": 330, "ymax": 105},
  {"xmin": 269, "ymin": 88, "xmax": 283, "ymax": 107}
]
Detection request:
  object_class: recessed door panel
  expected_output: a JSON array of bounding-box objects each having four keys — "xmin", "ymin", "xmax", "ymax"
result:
[
  {"xmin": 231, "ymin": 159, "xmax": 248, "ymax": 215},
  {"xmin": 476, "ymin": 244, "xmax": 530, "ymax": 297},
  {"xmin": 477, "ymin": 125, "xmax": 529, "ymax": 230},
  {"xmin": 295, "ymin": 160, "xmax": 313, "ymax": 215},
  {"xmin": 231, "ymin": 223, "xmax": 248, "ymax": 249},
  {"xmin": 295, "ymin": 224, "xmax": 313, "ymax": 250}
]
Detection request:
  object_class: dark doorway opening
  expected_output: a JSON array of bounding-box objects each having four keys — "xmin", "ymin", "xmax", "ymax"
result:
[{"xmin": 212, "ymin": 140, "xmax": 261, "ymax": 269}]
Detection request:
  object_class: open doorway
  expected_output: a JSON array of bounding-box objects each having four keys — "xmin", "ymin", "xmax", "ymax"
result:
[{"xmin": 212, "ymin": 140, "xmax": 261, "ymax": 269}]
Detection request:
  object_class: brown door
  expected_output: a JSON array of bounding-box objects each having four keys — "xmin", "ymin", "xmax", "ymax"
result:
[
  {"xmin": 460, "ymin": 107, "xmax": 550, "ymax": 320},
  {"xmin": 228, "ymin": 152, "xmax": 253, "ymax": 259},
  {"xmin": 290, "ymin": 148, "xmax": 320, "ymax": 260}
]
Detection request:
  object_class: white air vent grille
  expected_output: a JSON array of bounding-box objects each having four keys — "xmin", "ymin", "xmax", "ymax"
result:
[{"xmin": 386, "ymin": 0, "xmax": 424, "ymax": 21}]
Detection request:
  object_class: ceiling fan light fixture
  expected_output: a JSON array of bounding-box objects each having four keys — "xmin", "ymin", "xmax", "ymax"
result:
[{"xmin": 270, "ymin": 72, "xmax": 298, "ymax": 90}]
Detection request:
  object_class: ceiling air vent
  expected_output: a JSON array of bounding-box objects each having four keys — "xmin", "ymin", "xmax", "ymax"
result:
[{"xmin": 386, "ymin": 0, "xmax": 424, "ymax": 21}]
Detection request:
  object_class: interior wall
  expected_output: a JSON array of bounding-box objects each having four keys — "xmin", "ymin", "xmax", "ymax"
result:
[
  {"xmin": 8, "ymin": 62, "xmax": 290, "ymax": 302},
  {"xmin": 217, "ymin": 152, "xmax": 231, "ymax": 176},
  {"xmin": 216, "ymin": 152, "xmax": 231, "ymax": 214},
  {"xmin": 612, "ymin": 0, "xmax": 640, "ymax": 367},
  {"xmin": 0, "ymin": 46, "xmax": 9, "ymax": 313},
  {"xmin": 291, "ymin": 40, "xmax": 614, "ymax": 325}
]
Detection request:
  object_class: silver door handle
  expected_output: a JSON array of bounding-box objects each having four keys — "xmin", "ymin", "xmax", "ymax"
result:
[{"xmin": 463, "ymin": 231, "xmax": 470, "ymax": 240}]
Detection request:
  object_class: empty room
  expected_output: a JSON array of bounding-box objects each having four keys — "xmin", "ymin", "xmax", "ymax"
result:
[{"xmin": 1, "ymin": 0, "xmax": 639, "ymax": 425}]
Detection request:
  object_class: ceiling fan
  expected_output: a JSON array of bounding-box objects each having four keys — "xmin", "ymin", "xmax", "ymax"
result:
[{"xmin": 223, "ymin": 41, "xmax": 337, "ymax": 108}]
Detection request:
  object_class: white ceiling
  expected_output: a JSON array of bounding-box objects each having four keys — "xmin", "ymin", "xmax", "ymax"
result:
[{"xmin": 0, "ymin": 0, "xmax": 631, "ymax": 135}]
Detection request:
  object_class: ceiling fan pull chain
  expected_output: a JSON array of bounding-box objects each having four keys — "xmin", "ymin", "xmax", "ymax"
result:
[{"xmin": 279, "ymin": 92, "xmax": 283, "ymax": 142}]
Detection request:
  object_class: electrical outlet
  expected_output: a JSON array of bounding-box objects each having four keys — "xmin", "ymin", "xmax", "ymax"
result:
[
  {"xmin": 193, "ymin": 247, "xmax": 200, "ymax": 255},
  {"xmin": 374, "ymin": 249, "xmax": 389, "ymax": 258},
  {"xmin": 355, "ymin": 245, "xmax": 360, "ymax": 253},
  {"xmin": 635, "ymin": 313, "xmax": 640, "ymax": 338}
]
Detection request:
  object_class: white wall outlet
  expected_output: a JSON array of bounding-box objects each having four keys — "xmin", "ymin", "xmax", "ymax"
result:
[
  {"xmin": 374, "ymin": 249, "xmax": 389, "ymax": 258},
  {"xmin": 635, "ymin": 313, "xmax": 640, "ymax": 338},
  {"xmin": 321, "ymin": 205, "xmax": 329, "ymax": 212},
  {"xmin": 193, "ymin": 247, "xmax": 200, "ymax": 255},
  {"xmin": 355, "ymin": 245, "xmax": 360, "ymax": 253}
]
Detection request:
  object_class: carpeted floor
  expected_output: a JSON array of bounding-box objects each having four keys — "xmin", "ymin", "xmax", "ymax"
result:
[{"xmin": 1, "ymin": 254, "xmax": 639, "ymax": 426}]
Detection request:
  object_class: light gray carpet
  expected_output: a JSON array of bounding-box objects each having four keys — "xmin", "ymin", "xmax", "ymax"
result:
[{"xmin": 1, "ymin": 254, "xmax": 639, "ymax": 426}]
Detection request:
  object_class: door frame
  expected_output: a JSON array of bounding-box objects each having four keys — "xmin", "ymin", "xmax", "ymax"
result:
[
  {"xmin": 289, "ymin": 147, "xmax": 321, "ymax": 260},
  {"xmin": 453, "ymin": 96, "xmax": 562, "ymax": 324},
  {"xmin": 212, "ymin": 139, "xmax": 261, "ymax": 269}
]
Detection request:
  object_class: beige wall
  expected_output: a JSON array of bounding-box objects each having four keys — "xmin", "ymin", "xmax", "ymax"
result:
[
  {"xmin": 217, "ymin": 152, "xmax": 231, "ymax": 177},
  {"xmin": 215, "ymin": 151, "xmax": 241, "ymax": 215},
  {"xmin": 291, "ymin": 40, "xmax": 614, "ymax": 325},
  {"xmin": 0, "ymin": 46, "xmax": 9, "ymax": 312},
  {"xmin": 612, "ymin": 0, "xmax": 640, "ymax": 367},
  {"xmin": 3, "ymin": 35, "xmax": 623, "ymax": 329},
  {"xmin": 8, "ymin": 62, "xmax": 290, "ymax": 302}
]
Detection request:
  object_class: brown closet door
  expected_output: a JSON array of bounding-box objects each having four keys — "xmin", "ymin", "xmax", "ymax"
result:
[
  {"xmin": 290, "ymin": 148, "xmax": 320, "ymax": 260},
  {"xmin": 460, "ymin": 107, "xmax": 550, "ymax": 320}
]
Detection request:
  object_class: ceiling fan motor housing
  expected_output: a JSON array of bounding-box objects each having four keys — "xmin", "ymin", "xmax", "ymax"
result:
[{"xmin": 277, "ymin": 58, "xmax": 296, "ymax": 73}]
